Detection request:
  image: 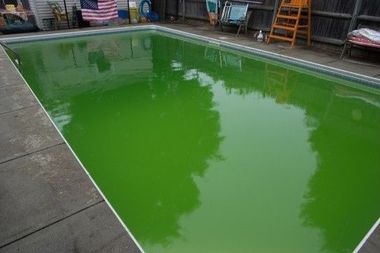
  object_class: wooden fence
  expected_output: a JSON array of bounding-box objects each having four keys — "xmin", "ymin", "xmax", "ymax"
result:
[{"xmin": 157, "ymin": 0, "xmax": 380, "ymax": 46}]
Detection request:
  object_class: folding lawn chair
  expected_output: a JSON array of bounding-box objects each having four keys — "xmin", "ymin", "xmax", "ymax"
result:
[{"xmin": 220, "ymin": 1, "xmax": 250, "ymax": 36}]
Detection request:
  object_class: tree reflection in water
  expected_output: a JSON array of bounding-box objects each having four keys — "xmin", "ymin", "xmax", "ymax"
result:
[{"xmin": 16, "ymin": 32, "xmax": 380, "ymax": 253}]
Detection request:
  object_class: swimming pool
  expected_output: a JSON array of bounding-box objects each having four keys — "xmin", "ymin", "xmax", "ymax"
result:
[{"xmin": 6, "ymin": 27, "xmax": 380, "ymax": 253}]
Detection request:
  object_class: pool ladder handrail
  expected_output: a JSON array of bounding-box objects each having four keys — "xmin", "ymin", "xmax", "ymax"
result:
[{"xmin": 0, "ymin": 41, "xmax": 21, "ymax": 68}]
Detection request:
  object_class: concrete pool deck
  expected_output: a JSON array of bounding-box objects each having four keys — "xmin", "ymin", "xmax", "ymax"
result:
[
  {"xmin": 0, "ymin": 47, "xmax": 142, "ymax": 252},
  {"xmin": 0, "ymin": 23, "xmax": 379, "ymax": 253}
]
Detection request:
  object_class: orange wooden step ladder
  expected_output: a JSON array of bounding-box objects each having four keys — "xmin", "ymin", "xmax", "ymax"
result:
[{"xmin": 267, "ymin": 0, "xmax": 311, "ymax": 47}]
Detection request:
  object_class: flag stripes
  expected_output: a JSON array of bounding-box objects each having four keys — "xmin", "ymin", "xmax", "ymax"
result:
[{"xmin": 81, "ymin": 0, "xmax": 118, "ymax": 21}]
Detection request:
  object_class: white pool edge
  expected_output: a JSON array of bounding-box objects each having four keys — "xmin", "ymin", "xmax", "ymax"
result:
[{"xmin": 353, "ymin": 218, "xmax": 380, "ymax": 253}]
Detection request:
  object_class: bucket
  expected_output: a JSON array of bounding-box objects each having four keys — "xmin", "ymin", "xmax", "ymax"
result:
[
  {"xmin": 129, "ymin": 8, "xmax": 138, "ymax": 23},
  {"xmin": 118, "ymin": 10, "xmax": 128, "ymax": 19}
]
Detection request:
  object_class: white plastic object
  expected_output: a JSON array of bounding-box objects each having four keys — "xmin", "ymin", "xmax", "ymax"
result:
[{"xmin": 257, "ymin": 30, "xmax": 264, "ymax": 42}]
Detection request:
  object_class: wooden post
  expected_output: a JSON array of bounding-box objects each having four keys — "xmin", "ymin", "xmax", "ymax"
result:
[
  {"xmin": 348, "ymin": 0, "xmax": 363, "ymax": 33},
  {"xmin": 341, "ymin": 0, "xmax": 362, "ymax": 58},
  {"xmin": 176, "ymin": 0, "xmax": 180, "ymax": 18},
  {"xmin": 127, "ymin": 0, "xmax": 131, "ymax": 24},
  {"xmin": 62, "ymin": 0, "xmax": 70, "ymax": 28},
  {"xmin": 182, "ymin": 0, "xmax": 185, "ymax": 23},
  {"xmin": 157, "ymin": 0, "xmax": 166, "ymax": 21},
  {"xmin": 307, "ymin": 0, "xmax": 311, "ymax": 46},
  {"xmin": 162, "ymin": 0, "xmax": 166, "ymax": 21},
  {"xmin": 271, "ymin": 0, "xmax": 280, "ymax": 27}
]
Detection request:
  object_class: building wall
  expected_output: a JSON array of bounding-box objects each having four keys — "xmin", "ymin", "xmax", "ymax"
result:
[{"xmin": 32, "ymin": 0, "xmax": 142, "ymax": 30}]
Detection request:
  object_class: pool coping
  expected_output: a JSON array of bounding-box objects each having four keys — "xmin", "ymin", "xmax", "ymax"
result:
[
  {"xmin": 1, "ymin": 24, "xmax": 379, "ymax": 252},
  {"xmin": 354, "ymin": 218, "xmax": 380, "ymax": 253}
]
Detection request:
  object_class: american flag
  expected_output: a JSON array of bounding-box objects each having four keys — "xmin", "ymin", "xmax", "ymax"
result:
[{"xmin": 80, "ymin": 0, "xmax": 118, "ymax": 21}]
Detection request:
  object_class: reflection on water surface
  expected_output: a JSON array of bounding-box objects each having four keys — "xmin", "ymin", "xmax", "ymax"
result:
[{"xmin": 14, "ymin": 31, "xmax": 380, "ymax": 253}]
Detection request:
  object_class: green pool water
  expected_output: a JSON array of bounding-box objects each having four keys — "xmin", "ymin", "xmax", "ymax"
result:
[{"xmin": 12, "ymin": 31, "xmax": 380, "ymax": 253}]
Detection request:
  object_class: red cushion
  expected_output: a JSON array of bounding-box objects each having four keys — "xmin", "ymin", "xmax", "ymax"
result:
[{"xmin": 349, "ymin": 36, "xmax": 380, "ymax": 48}]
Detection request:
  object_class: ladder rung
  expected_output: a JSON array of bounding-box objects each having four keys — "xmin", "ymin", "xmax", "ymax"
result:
[
  {"xmin": 278, "ymin": 23, "xmax": 296, "ymax": 26},
  {"xmin": 276, "ymin": 14, "xmax": 298, "ymax": 20},
  {"xmin": 281, "ymin": 3, "xmax": 309, "ymax": 8},
  {"xmin": 273, "ymin": 24, "xmax": 297, "ymax": 31},
  {"xmin": 269, "ymin": 34, "xmax": 294, "ymax": 42}
]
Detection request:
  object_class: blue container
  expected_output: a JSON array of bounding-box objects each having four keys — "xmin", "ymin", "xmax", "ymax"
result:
[{"xmin": 118, "ymin": 10, "xmax": 128, "ymax": 19}]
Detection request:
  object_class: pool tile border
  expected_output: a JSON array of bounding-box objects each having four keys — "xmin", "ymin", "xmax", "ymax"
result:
[{"xmin": 354, "ymin": 218, "xmax": 380, "ymax": 253}]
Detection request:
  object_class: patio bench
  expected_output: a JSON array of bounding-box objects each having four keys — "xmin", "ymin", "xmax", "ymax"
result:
[{"xmin": 340, "ymin": 27, "xmax": 380, "ymax": 59}]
